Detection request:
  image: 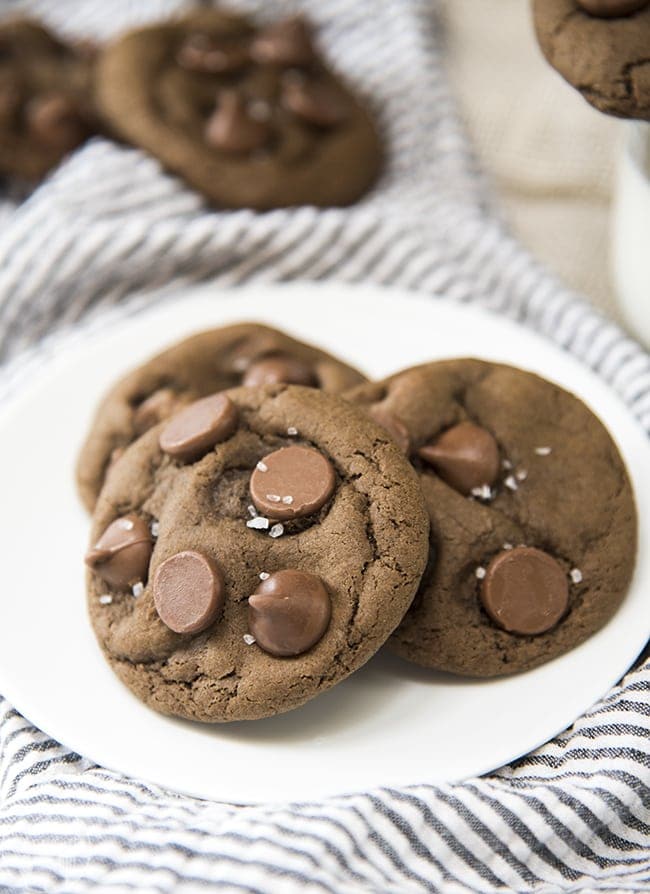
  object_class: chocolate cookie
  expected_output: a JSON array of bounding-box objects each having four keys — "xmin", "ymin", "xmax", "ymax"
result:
[
  {"xmin": 95, "ymin": 10, "xmax": 382, "ymax": 209},
  {"xmin": 346, "ymin": 360, "xmax": 637, "ymax": 676},
  {"xmin": 76, "ymin": 322, "xmax": 366, "ymax": 512},
  {"xmin": 533, "ymin": 0, "xmax": 650, "ymax": 120},
  {"xmin": 0, "ymin": 19, "xmax": 97, "ymax": 180},
  {"xmin": 85, "ymin": 385, "xmax": 429, "ymax": 722}
]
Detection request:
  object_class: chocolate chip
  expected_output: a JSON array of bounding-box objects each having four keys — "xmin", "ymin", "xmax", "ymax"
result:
[
  {"xmin": 85, "ymin": 515, "xmax": 153, "ymax": 588},
  {"xmin": 242, "ymin": 354, "xmax": 317, "ymax": 387},
  {"xmin": 250, "ymin": 16, "xmax": 316, "ymax": 67},
  {"xmin": 133, "ymin": 388, "xmax": 181, "ymax": 436},
  {"xmin": 26, "ymin": 94, "xmax": 87, "ymax": 151},
  {"xmin": 418, "ymin": 422, "xmax": 499, "ymax": 495},
  {"xmin": 282, "ymin": 76, "xmax": 348, "ymax": 127},
  {"xmin": 576, "ymin": 0, "xmax": 648, "ymax": 16},
  {"xmin": 480, "ymin": 546, "xmax": 569, "ymax": 636},
  {"xmin": 248, "ymin": 569, "xmax": 330, "ymax": 656},
  {"xmin": 178, "ymin": 32, "xmax": 250, "ymax": 73},
  {"xmin": 153, "ymin": 550, "xmax": 224, "ymax": 635},
  {"xmin": 205, "ymin": 89, "xmax": 272, "ymax": 154},
  {"xmin": 368, "ymin": 405, "xmax": 411, "ymax": 455},
  {"xmin": 159, "ymin": 393, "xmax": 238, "ymax": 463},
  {"xmin": 250, "ymin": 445, "xmax": 336, "ymax": 520}
]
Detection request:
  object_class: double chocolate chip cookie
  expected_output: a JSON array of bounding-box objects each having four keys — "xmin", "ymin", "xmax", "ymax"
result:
[
  {"xmin": 0, "ymin": 18, "xmax": 97, "ymax": 181},
  {"xmin": 95, "ymin": 9, "xmax": 382, "ymax": 208},
  {"xmin": 347, "ymin": 360, "xmax": 637, "ymax": 676},
  {"xmin": 85, "ymin": 385, "xmax": 429, "ymax": 721},
  {"xmin": 76, "ymin": 322, "xmax": 366, "ymax": 511},
  {"xmin": 533, "ymin": 0, "xmax": 650, "ymax": 120}
]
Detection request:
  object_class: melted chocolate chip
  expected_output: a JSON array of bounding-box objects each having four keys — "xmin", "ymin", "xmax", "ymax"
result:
[
  {"xmin": 205, "ymin": 89, "xmax": 272, "ymax": 153},
  {"xmin": 133, "ymin": 388, "xmax": 181, "ymax": 437},
  {"xmin": 242, "ymin": 354, "xmax": 317, "ymax": 387},
  {"xmin": 159, "ymin": 393, "xmax": 238, "ymax": 463},
  {"xmin": 480, "ymin": 546, "xmax": 569, "ymax": 635},
  {"xmin": 153, "ymin": 550, "xmax": 224, "ymax": 635},
  {"xmin": 368, "ymin": 405, "xmax": 411, "ymax": 455},
  {"xmin": 248, "ymin": 569, "xmax": 331, "ymax": 656},
  {"xmin": 250, "ymin": 445, "xmax": 336, "ymax": 520},
  {"xmin": 85, "ymin": 515, "xmax": 152, "ymax": 588},
  {"xmin": 418, "ymin": 422, "xmax": 499, "ymax": 495},
  {"xmin": 26, "ymin": 94, "xmax": 87, "ymax": 151},
  {"xmin": 282, "ymin": 76, "xmax": 348, "ymax": 127},
  {"xmin": 250, "ymin": 16, "xmax": 315, "ymax": 67}
]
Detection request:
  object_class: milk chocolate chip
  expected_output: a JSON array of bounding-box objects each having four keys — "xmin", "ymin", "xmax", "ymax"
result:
[
  {"xmin": 85, "ymin": 515, "xmax": 152, "ymax": 588},
  {"xmin": 178, "ymin": 32, "xmax": 250, "ymax": 73},
  {"xmin": 368, "ymin": 405, "xmax": 411, "ymax": 455},
  {"xmin": 480, "ymin": 546, "xmax": 569, "ymax": 636},
  {"xmin": 418, "ymin": 422, "xmax": 499, "ymax": 495},
  {"xmin": 250, "ymin": 445, "xmax": 336, "ymax": 520},
  {"xmin": 250, "ymin": 16, "xmax": 315, "ymax": 67},
  {"xmin": 27, "ymin": 94, "xmax": 87, "ymax": 151},
  {"xmin": 248, "ymin": 569, "xmax": 331, "ymax": 656},
  {"xmin": 159, "ymin": 393, "xmax": 238, "ymax": 462},
  {"xmin": 576, "ymin": 0, "xmax": 648, "ymax": 16},
  {"xmin": 153, "ymin": 550, "xmax": 224, "ymax": 635},
  {"xmin": 282, "ymin": 76, "xmax": 348, "ymax": 127},
  {"xmin": 205, "ymin": 90, "xmax": 271, "ymax": 154},
  {"xmin": 133, "ymin": 387, "xmax": 180, "ymax": 436},
  {"xmin": 242, "ymin": 354, "xmax": 317, "ymax": 387}
]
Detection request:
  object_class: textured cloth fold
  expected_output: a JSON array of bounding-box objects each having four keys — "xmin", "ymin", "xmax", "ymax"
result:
[{"xmin": 0, "ymin": 1, "xmax": 649, "ymax": 891}]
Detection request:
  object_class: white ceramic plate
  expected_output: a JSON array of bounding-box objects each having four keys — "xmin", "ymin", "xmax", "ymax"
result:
[{"xmin": 0, "ymin": 283, "xmax": 648, "ymax": 805}]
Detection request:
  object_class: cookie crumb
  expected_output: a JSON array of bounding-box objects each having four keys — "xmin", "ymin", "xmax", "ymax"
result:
[
  {"xmin": 570, "ymin": 568, "xmax": 583, "ymax": 584},
  {"xmin": 98, "ymin": 595, "xmax": 113, "ymax": 605},
  {"xmin": 535, "ymin": 446, "xmax": 552, "ymax": 456},
  {"xmin": 256, "ymin": 461, "xmax": 268, "ymax": 472},
  {"xmin": 259, "ymin": 571, "xmax": 270, "ymax": 580},
  {"xmin": 269, "ymin": 523, "xmax": 284, "ymax": 538},
  {"xmin": 282, "ymin": 495, "xmax": 294, "ymax": 505},
  {"xmin": 475, "ymin": 566, "xmax": 486, "ymax": 580},
  {"xmin": 150, "ymin": 520, "xmax": 160, "ymax": 538},
  {"xmin": 516, "ymin": 469, "xmax": 528, "ymax": 482},
  {"xmin": 287, "ymin": 426, "xmax": 298, "ymax": 436},
  {"xmin": 243, "ymin": 634, "xmax": 256, "ymax": 645},
  {"xmin": 504, "ymin": 475, "xmax": 518, "ymax": 492},
  {"xmin": 470, "ymin": 484, "xmax": 493, "ymax": 501},
  {"xmin": 247, "ymin": 516, "xmax": 270, "ymax": 530},
  {"xmin": 132, "ymin": 582, "xmax": 144, "ymax": 598},
  {"xmin": 266, "ymin": 493, "xmax": 281, "ymax": 503}
]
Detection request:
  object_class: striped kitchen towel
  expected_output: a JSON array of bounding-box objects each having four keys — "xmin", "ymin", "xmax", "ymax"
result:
[{"xmin": 1, "ymin": 0, "xmax": 649, "ymax": 891}]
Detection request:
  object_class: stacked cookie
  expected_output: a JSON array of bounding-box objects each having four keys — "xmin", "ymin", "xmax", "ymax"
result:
[
  {"xmin": 0, "ymin": 10, "xmax": 381, "ymax": 208},
  {"xmin": 78, "ymin": 322, "xmax": 637, "ymax": 722}
]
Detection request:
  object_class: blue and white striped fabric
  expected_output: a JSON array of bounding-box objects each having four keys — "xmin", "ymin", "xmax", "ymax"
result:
[{"xmin": 1, "ymin": 1, "xmax": 649, "ymax": 891}]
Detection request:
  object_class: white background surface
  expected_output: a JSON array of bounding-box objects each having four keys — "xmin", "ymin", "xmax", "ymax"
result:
[{"xmin": 0, "ymin": 283, "xmax": 647, "ymax": 805}]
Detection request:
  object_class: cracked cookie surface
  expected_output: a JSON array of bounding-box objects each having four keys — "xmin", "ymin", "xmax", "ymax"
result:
[
  {"xmin": 95, "ymin": 9, "xmax": 382, "ymax": 208},
  {"xmin": 86, "ymin": 385, "xmax": 429, "ymax": 721},
  {"xmin": 533, "ymin": 0, "xmax": 650, "ymax": 120},
  {"xmin": 346, "ymin": 360, "xmax": 637, "ymax": 676},
  {"xmin": 76, "ymin": 322, "xmax": 366, "ymax": 512}
]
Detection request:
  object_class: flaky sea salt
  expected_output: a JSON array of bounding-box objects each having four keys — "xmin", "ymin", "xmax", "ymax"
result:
[
  {"xmin": 243, "ymin": 634, "xmax": 256, "ymax": 646},
  {"xmin": 516, "ymin": 469, "xmax": 528, "ymax": 482},
  {"xmin": 256, "ymin": 461, "xmax": 268, "ymax": 472},
  {"xmin": 282, "ymin": 495, "xmax": 294, "ymax": 505},
  {"xmin": 502, "ymin": 459, "xmax": 513, "ymax": 470},
  {"xmin": 247, "ymin": 504, "xmax": 257, "ymax": 517},
  {"xmin": 475, "ymin": 566, "xmax": 486, "ymax": 580},
  {"xmin": 266, "ymin": 493, "xmax": 281, "ymax": 503},
  {"xmin": 503, "ymin": 542, "xmax": 514, "ymax": 550},
  {"xmin": 150, "ymin": 520, "xmax": 160, "ymax": 538},
  {"xmin": 471, "ymin": 484, "xmax": 493, "ymax": 501},
  {"xmin": 99, "ymin": 595, "xmax": 113, "ymax": 605},
  {"xmin": 287, "ymin": 426, "xmax": 298, "ymax": 436},
  {"xmin": 269, "ymin": 523, "xmax": 284, "ymax": 538},
  {"xmin": 570, "ymin": 568, "xmax": 583, "ymax": 584},
  {"xmin": 535, "ymin": 446, "xmax": 552, "ymax": 456},
  {"xmin": 247, "ymin": 516, "xmax": 269, "ymax": 530},
  {"xmin": 132, "ymin": 582, "xmax": 144, "ymax": 598},
  {"xmin": 504, "ymin": 475, "xmax": 518, "ymax": 492},
  {"xmin": 259, "ymin": 571, "xmax": 270, "ymax": 580}
]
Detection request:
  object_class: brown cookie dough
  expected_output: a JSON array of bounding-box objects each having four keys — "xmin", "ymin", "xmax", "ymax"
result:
[
  {"xmin": 0, "ymin": 19, "xmax": 97, "ymax": 180},
  {"xmin": 85, "ymin": 385, "xmax": 429, "ymax": 722},
  {"xmin": 75, "ymin": 322, "xmax": 366, "ymax": 512},
  {"xmin": 95, "ymin": 10, "xmax": 382, "ymax": 209},
  {"xmin": 533, "ymin": 0, "xmax": 650, "ymax": 120},
  {"xmin": 346, "ymin": 360, "xmax": 637, "ymax": 677}
]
